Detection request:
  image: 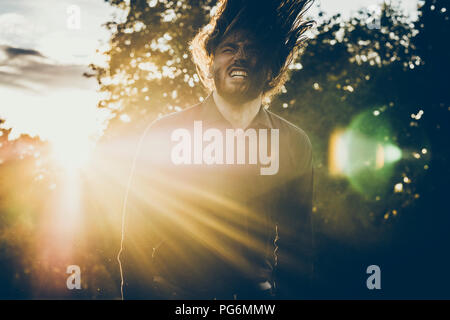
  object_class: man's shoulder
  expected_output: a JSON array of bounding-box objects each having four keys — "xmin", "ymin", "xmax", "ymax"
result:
[
  {"xmin": 266, "ymin": 108, "xmax": 312, "ymax": 151},
  {"xmin": 147, "ymin": 102, "xmax": 203, "ymax": 131},
  {"xmin": 266, "ymin": 109, "xmax": 313, "ymax": 174}
]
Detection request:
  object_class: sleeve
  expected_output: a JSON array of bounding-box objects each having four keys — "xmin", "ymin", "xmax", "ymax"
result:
[
  {"xmin": 273, "ymin": 132, "xmax": 315, "ymax": 299},
  {"xmin": 119, "ymin": 122, "xmax": 164, "ymax": 299}
]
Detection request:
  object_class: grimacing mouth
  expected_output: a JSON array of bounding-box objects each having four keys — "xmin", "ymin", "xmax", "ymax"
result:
[{"xmin": 228, "ymin": 67, "xmax": 249, "ymax": 78}]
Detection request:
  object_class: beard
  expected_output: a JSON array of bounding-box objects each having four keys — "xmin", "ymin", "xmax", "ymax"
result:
[{"xmin": 213, "ymin": 68, "xmax": 267, "ymax": 105}]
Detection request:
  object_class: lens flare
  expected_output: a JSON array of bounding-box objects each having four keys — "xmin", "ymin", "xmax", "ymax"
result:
[
  {"xmin": 329, "ymin": 110, "xmax": 403, "ymax": 196},
  {"xmin": 384, "ymin": 144, "xmax": 402, "ymax": 163}
]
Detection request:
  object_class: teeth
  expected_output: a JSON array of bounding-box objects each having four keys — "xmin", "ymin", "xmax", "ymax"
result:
[{"xmin": 230, "ymin": 70, "xmax": 248, "ymax": 77}]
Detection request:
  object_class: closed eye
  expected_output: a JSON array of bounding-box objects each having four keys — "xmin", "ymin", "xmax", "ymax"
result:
[{"xmin": 219, "ymin": 44, "xmax": 236, "ymax": 53}]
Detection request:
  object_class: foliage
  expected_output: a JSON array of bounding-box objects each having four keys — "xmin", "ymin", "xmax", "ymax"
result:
[{"xmin": 0, "ymin": 0, "xmax": 449, "ymax": 298}]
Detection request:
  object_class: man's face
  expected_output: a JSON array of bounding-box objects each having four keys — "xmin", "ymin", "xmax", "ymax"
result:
[{"xmin": 211, "ymin": 29, "xmax": 271, "ymax": 105}]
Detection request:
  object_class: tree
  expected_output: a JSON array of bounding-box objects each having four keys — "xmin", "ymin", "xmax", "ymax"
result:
[
  {"xmin": 90, "ymin": 0, "xmax": 450, "ymax": 298},
  {"xmin": 93, "ymin": 0, "xmax": 216, "ymax": 137}
]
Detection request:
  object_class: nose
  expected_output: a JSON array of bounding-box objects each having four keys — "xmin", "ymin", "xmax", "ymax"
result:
[{"xmin": 234, "ymin": 46, "xmax": 248, "ymax": 63}]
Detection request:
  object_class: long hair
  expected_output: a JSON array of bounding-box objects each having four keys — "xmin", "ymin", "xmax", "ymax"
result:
[{"xmin": 190, "ymin": 0, "xmax": 315, "ymax": 101}]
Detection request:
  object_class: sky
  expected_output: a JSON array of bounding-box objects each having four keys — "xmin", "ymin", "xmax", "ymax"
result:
[
  {"xmin": 0, "ymin": 0, "xmax": 420, "ymax": 143},
  {"xmin": 0, "ymin": 0, "xmax": 120, "ymax": 146},
  {"xmin": 314, "ymin": 0, "xmax": 420, "ymax": 20}
]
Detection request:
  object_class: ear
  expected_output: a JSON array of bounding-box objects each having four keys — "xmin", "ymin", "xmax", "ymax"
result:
[
  {"xmin": 207, "ymin": 64, "xmax": 214, "ymax": 79},
  {"xmin": 266, "ymin": 68, "xmax": 273, "ymax": 83}
]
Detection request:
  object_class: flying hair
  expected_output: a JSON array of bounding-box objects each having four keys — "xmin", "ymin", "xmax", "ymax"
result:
[{"xmin": 190, "ymin": 0, "xmax": 315, "ymax": 100}]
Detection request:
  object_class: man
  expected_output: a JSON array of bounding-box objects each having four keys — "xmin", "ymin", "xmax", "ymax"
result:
[{"xmin": 119, "ymin": 0, "xmax": 315, "ymax": 299}]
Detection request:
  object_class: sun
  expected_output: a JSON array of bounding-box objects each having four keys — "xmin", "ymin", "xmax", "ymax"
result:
[{"xmin": 51, "ymin": 134, "xmax": 93, "ymax": 171}]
